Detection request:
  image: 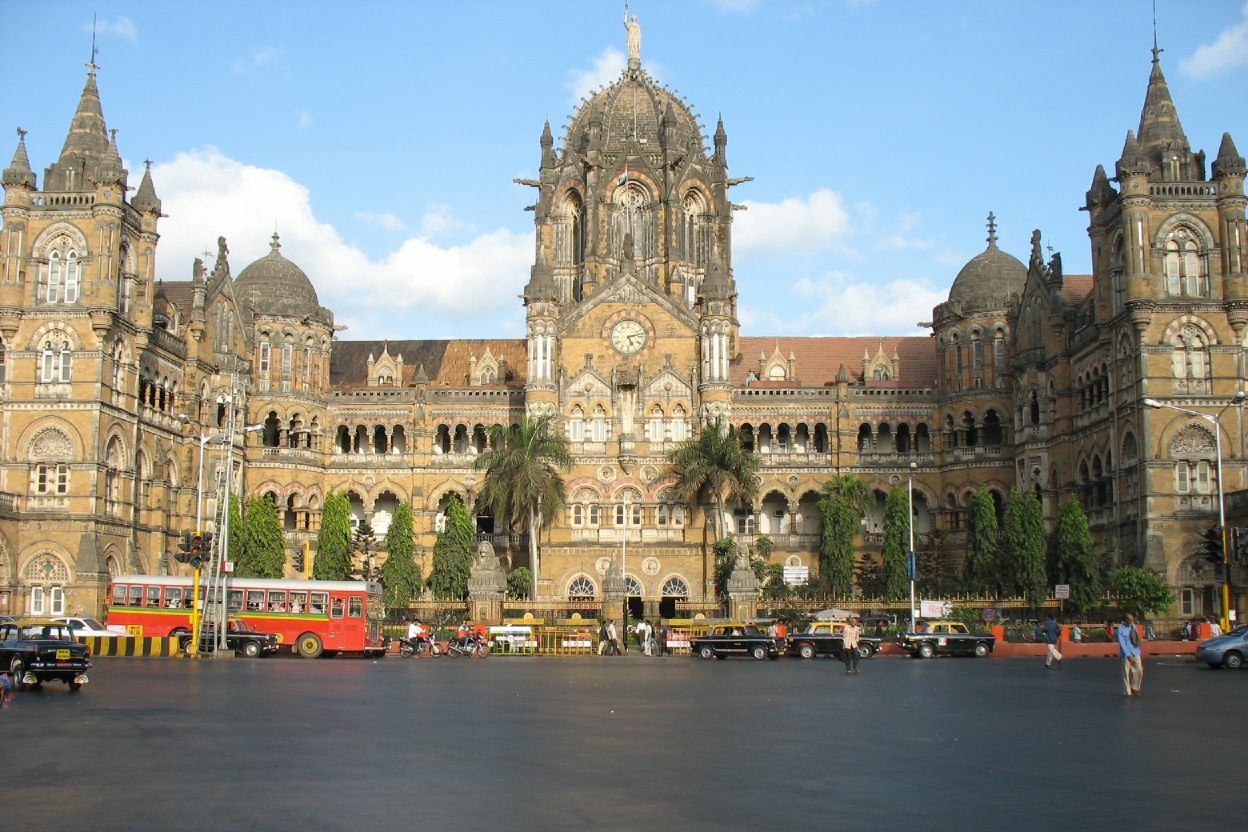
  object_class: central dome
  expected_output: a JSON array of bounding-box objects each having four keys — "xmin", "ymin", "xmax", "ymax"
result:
[
  {"xmin": 563, "ymin": 67, "xmax": 705, "ymax": 155},
  {"xmin": 948, "ymin": 217, "xmax": 1026, "ymax": 308},
  {"xmin": 234, "ymin": 233, "xmax": 327, "ymax": 322}
]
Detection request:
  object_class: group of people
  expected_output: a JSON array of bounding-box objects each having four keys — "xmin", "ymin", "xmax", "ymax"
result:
[
  {"xmin": 597, "ymin": 619, "xmax": 673, "ymax": 656},
  {"xmin": 1182, "ymin": 618, "xmax": 1222, "ymax": 640},
  {"xmin": 1037, "ymin": 612, "xmax": 1145, "ymax": 697}
]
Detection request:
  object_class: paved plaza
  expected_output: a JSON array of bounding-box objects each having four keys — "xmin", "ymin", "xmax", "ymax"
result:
[{"xmin": 6, "ymin": 655, "xmax": 1241, "ymax": 831}]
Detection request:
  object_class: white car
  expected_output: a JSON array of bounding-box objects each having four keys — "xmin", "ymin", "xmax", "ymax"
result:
[{"xmin": 52, "ymin": 617, "xmax": 133, "ymax": 637}]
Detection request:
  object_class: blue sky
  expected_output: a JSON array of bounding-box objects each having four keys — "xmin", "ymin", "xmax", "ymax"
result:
[{"xmin": 3, "ymin": 0, "xmax": 1246, "ymax": 341}]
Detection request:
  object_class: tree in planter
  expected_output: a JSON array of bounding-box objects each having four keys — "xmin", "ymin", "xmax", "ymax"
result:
[
  {"xmin": 237, "ymin": 495, "xmax": 287, "ymax": 579},
  {"xmin": 474, "ymin": 415, "xmax": 572, "ymax": 598},
  {"xmin": 818, "ymin": 475, "xmax": 870, "ymax": 598},
  {"xmin": 880, "ymin": 487, "xmax": 910, "ymax": 600},
  {"xmin": 313, "ymin": 491, "xmax": 353, "ymax": 581},
  {"xmin": 1109, "ymin": 566, "xmax": 1175, "ymax": 618},
  {"xmin": 1050, "ymin": 496, "xmax": 1104, "ymax": 612},
  {"xmin": 1003, "ymin": 489, "xmax": 1048, "ymax": 604},
  {"xmin": 427, "ymin": 495, "xmax": 475, "ymax": 601},
  {"xmin": 506, "ymin": 567, "xmax": 532, "ymax": 601},
  {"xmin": 962, "ymin": 488, "xmax": 999, "ymax": 595},
  {"xmin": 380, "ymin": 503, "xmax": 422, "ymax": 610},
  {"xmin": 667, "ymin": 418, "xmax": 759, "ymax": 548}
]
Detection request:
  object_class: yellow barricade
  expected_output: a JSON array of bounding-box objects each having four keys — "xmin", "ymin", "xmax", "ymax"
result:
[{"xmin": 76, "ymin": 636, "xmax": 181, "ymax": 657}]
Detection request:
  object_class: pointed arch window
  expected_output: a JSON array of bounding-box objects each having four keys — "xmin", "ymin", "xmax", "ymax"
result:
[
  {"xmin": 40, "ymin": 338, "xmax": 72, "ymax": 383},
  {"xmin": 993, "ymin": 329, "xmax": 1006, "ymax": 384},
  {"xmin": 258, "ymin": 340, "xmax": 271, "ymax": 375},
  {"xmin": 64, "ymin": 250, "xmax": 80, "ymax": 302},
  {"xmin": 1163, "ymin": 228, "xmax": 1208, "ymax": 297},
  {"xmin": 567, "ymin": 405, "xmax": 585, "ymax": 442},
  {"xmin": 1171, "ymin": 324, "xmax": 1210, "ymax": 394},
  {"xmin": 282, "ymin": 339, "xmax": 293, "ymax": 374},
  {"xmin": 47, "ymin": 250, "xmax": 62, "ymax": 303}
]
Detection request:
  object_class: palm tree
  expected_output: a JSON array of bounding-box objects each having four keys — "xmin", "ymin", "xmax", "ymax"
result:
[
  {"xmin": 666, "ymin": 417, "xmax": 760, "ymax": 544},
  {"xmin": 474, "ymin": 415, "xmax": 572, "ymax": 598}
]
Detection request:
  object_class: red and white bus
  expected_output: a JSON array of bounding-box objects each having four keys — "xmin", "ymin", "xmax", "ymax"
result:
[{"xmin": 105, "ymin": 575, "xmax": 387, "ymax": 658}]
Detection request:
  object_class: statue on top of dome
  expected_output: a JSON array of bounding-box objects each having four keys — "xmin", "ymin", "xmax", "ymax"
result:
[{"xmin": 624, "ymin": 8, "xmax": 641, "ymax": 65}]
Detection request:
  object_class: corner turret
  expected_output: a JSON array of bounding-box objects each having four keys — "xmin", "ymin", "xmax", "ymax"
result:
[
  {"xmin": 2, "ymin": 128, "xmax": 36, "ymax": 189},
  {"xmin": 132, "ymin": 160, "xmax": 162, "ymax": 214}
]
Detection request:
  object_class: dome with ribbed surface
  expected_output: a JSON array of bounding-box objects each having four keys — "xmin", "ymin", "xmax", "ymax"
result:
[
  {"xmin": 563, "ymin": 66, "xmax": 704, "ymax": 155},
  {"xmin": 948, "ymin": 215, "xmax": 1026, "ymax": 307},
  {"xmin": 234, "ymin": 233, "xmax": 326, "ymax": 321}
]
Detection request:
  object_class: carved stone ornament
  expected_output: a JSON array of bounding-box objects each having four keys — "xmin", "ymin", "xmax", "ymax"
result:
[
  {"xmin": 734, "ymin": 538, "xmax": 752, "ymax": 570},
  {"xmin": 1170, "ymin": 424, "xmax": 1215, "ymax": 458},
  {"xmin": 473, "ymin": 540, "xmax": 501, "ymax": 572},
  {"xmin": 595, "ymin": 557, "xmax": 612, "ymax": 576},
  {"xmin": 27, "ymin": 427, "xmax": 74, "ymax": 462},
  {"xmin": 642, "ymin": 556, "xmax": 660, "ymax": 576},
  {"xmin": 642, "ymin": 465, "xmax": 659, "ymax": 484},
  {"xmin": 599, "ymin": 465, "xmax": 617, "ymax": 482}
]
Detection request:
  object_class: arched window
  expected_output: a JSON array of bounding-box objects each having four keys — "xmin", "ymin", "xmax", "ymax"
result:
[
  {"xmin": 669, "ymin": 404, "xmax": 688, "ymax": 441},
  {"xmin": 64, "ymin": 250, "xmax": 80, "ymax": 302},
  {"xmin": 1163, "ymin": 227, "xmax": 1208, "ymax": 297},
  {"xmin": 680, "ymin": 190, "xmax": 709, "ymax": 265},
  {"xmin": 571, "ymin": 487, "xmax": 599, "ymax": 527},
  {"xmin": 591, "ymin": 405, "xmax": 608, "ymax": 442},
  {"xmin": 555, "ymin": 192, "xmax": 585, "ymax": 267},
  {"xmin": 47, "ymin": 250, "xmax": 62, "ymax": 303},
  {"xmin": 40, "ymin": 338, "xmax": 72, "ymax": 383},
  {"xmin": 614, "ymin": 488, "xmax": 642, "ymax": 527},
  {"xmin": 258, "ymin": 339, "xmax": 271, "ymax": 374},
  {"xmin": 1170, "ymin": 424, "xmax": 1215, "ymax": 495},
  {"xmin": 567, "ymin": 575, "xmax": 597, "ymax": 601},
  {"xmin": 567, "ymin": 406, "xmax": 585, "ymax": 442},
  {"xmin": 993, "ymin": 329, "xmax": 1006, "ymax": 384},
  {"xmin": 1171, "ymin": 324, "xmax": 1210, "ymax": 394},
  {"xmin": 646, "ymin": 405, "xmax": 664, "ymax": 442},
  {"xmin": 282, "ymin": 339, "xmax": 293, "ymax": 374},
  {"xmin": 660, "ymin": 575, "xmax": 690, "ymax": 598}
]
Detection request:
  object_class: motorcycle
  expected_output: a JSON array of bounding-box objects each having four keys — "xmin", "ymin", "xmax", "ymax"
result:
[
  {"xmin": 445, "ymin": 632, "xmax": 489, "ymax": 658},
  {"xmin": 398, "ymin": 634, "xmax": 442, "ymax": 658}
]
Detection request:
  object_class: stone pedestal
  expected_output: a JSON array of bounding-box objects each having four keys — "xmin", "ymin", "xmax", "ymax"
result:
[
  {"xmin": 726, "ymin": 539, "xmax": 760, "ymax": 621},
  {"xmin": 467, "ymin": 541, "xmax": 507, "ymax": 623},
  {"xmin": 601, "ymin": 562, "xmax": 627, "ymax": 624}
]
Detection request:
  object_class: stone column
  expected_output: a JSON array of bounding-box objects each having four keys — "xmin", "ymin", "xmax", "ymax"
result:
[
  {"xmin": 726, "ymin": 539, "xmax": 760, "ymax": 621},
  {"xmin": 467, "ymin": 541, "xmax": 507, "ymax": 623},
  {"xmin": 601, "ymin": 561, "xmax": 626, "ymax": 625}
]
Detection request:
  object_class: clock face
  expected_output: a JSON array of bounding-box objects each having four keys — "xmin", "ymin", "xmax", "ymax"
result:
[{"xmin": 610, "ymin": 319, "xmax": 647, "ymax": 355}]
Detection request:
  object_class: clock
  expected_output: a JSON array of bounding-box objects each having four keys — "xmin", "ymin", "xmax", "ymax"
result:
[{"xmin": 610, "ymin": 319, "xmax": 647, "ymax": 355}]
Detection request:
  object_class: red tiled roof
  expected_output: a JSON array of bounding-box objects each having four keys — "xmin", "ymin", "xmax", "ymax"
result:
[
  {"xmin": 736, "ymin": 336, "xmax": 937, "ymax": 388},
  {"xmin": 330, "ymin": 339, "xmax": 528, "ymax": 388},
  {"xmin": 1060, "ymin": 275, "xmax": 1094, "ymax": 307}
]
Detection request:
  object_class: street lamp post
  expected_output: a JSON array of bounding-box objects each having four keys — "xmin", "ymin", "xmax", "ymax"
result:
[
  {"xmin": 1144, "ymin": 391, "xmax": 1247, "ymax": 632},
  {"xmin": 908, "ymin": 461, "xmax": 917, "ymax": 631}
]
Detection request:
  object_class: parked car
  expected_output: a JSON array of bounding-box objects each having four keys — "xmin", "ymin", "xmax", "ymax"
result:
[
  {"xmin": 690, "ymin": 625, "xmax": 782, "ymax": 661},
  {"xmin": 181, "ymin": 618, "xmax": 280, "ymax": 658},
  {"xmin": 897, "ymin": 620, "xmax": 995, "ymax": 658},
  {"xmin": 1195, "ymin": 625, "xmax": 1248, "ymax": 669},
  {"xmin": 0, "ymin": 618, "xmax": 92, "ymax": 691},
  {"xmin": 786, "ymin": 621, "xmax": 882, "ymax": 659},
  {"xmin": 52, "ymin": 616, "xmax": 133, "ymax": 638}
]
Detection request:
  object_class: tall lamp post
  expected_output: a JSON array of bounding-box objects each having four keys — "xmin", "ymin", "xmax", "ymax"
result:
[
  {"xmin": 908, "ymin": 461, "xmax": 917, "ymax": 631},
  {"xmin": 1144, "ymin": 391, "xmax": 1247, "ymax": 632}
]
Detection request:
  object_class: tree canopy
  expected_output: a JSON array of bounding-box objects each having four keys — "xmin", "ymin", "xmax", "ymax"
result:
[
  {"xmin": 236, "ymin": 496, "xmax": 287, "ymax": 579},
  {"xmin": 817, "ymin": 475, "xmax": 869, "ymax": 597},
  {"xmin": 666, "ymin": 418, "xmax": 759, "ymax": 544},
  {"xmin": 1109, "ymin": 566, "xmax": 1175, "ymax": 618},
  {"xmin": 1051, "ymin": 496, "xmax": 1104, "ymax": 612},
  {"xmin": 962, "ymin": 488, "xmax": 999, "ymax": 595},
  {"xmin": 1003, "ymin": 489, "xmax": 1048, "ymax": 604},
  {"xmin": 314, "ymin": 491, "xmax": 353, "ymax": 581},
  {"xmin": 879, "ymin": 487, "xmax": 910, "ymax": 600},
  {"xmin": 380, "ymin": 502, "xmax": 422, "ymax": 609},
  {"xmin": 427, "ymin": 495, "xmax": 476, "ymax": 600}
]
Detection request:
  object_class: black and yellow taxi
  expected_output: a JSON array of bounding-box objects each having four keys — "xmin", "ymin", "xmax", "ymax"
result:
[
  {"xmin": 897, "ymin": 619, "xmax": 995, "ymax": 659},
  {"xmin": 0, "ymin": 618, "xmax": 92, "ymax": 691}
]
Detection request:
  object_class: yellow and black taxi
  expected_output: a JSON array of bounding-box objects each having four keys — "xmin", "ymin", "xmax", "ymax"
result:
[
  {"xmin": 786, "ymin": 620, "xmax": 882, "ymax": 660},
  {"xmin": 690, "ymin": 624, "xmax": 783, "ymax": 661},
  {"xmin": 0, "ymin": 618, "xmax": 92, "ymax": 691},
  {"xmin": 897, "ymin": 620, "xmax": 995, "ymax": 659}
]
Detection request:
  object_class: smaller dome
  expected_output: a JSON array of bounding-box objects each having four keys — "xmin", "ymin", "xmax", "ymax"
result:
[
  {"xmin": 234, "ymin": 234, "xmax": 326, "ymax": 321},
  {"xmin": 948, "ymin": 214, "xmax": 1026, "ymax": 308}
]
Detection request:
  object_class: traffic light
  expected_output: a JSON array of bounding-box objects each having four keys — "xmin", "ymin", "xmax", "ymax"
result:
[
  {"xmin": 200, "ymin": 532, "xmax": 214, "ymax": 555},
  {"xmin": 189, "ymin": 533, "xmax": 203, "ymax": 568},
  {"xmin": 175, "ymin": 531, "xmax": 194, "ymax": 564},
  {"xmin": 1199, "ymin": 526, "xmax": 1224, "ymax": 565}
]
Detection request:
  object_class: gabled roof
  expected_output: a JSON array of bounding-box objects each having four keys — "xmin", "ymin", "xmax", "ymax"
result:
[
  {"xmin": 735, "ymin": 336, "xmax": 936, "ymax": 388},
  {"xmin": 330, "ymin": 339, "xmax": 527, "ymax": 388},
  {"xmin": 1060, "ymin": 275, "xmax": 1094, "ymax": 307}
]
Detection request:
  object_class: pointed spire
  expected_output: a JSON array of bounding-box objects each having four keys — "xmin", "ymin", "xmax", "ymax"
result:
[
  {"xmin": 98, "ymin": 127, "xmax": 127, "ymax": 186},
  {"xmin": 3, "ymin": 127, "xmax": 36, "ymax": 188},
  {"xmin": 1116, "ymin": 129, "xmax": 1149, "ymax": 178},
  {"xmin": 523, "ymin": 262, "xmax": 558, "ymax": 303},
  {"xmin": 836, "ymin": 363, "xmax": 849, "ymax": 384},
  {"xmin": 985, "ymin": 211, "xmax": 998, "ymax": 249},
  {"xmin": 1085, "ymin": 163, "xmax": 1117, "ymax": 209},
  {"xmin": 701, "ymin": 248, "xmax": 732, "ymax": 300},
  {"xmin": 414, "ymin": 364, "xmax": 429, "ymax": 385},
  {"xmin": 1136, "ymin": 42, "xmax": 1190, "ymax": 158},
  {"xmin": 44, "ymin": 67, "xmax": 111, "ymax": 192},
  {"xmin": 1213, "ymin": 132, "xmax": 1246, "ymax": 178},
  {"xmin": 539, "ymin": 116, "xmax": 556, "ymax": 168},
  {"xmin": 132, "ymin": 159, "xmax": 162, "ymax": 214}
]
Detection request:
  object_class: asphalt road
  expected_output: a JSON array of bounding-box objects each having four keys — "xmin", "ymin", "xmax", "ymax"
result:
[{"xmin": 4, "ymin": 653, "xmax": 1241, "ymax": 831}]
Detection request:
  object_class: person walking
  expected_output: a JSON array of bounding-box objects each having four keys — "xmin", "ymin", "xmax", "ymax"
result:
[
  {"xmin": 1043, "ymin": 613, "xmax": 1063, "ymax": 670},
  {"xmin": 597, "ymin": 619, "xmax": 608, "ymax": 656},
  {"xmin": 842, "ymin": 616, "xmax": 862, "ymax": 674},
  {"xmin": 1118, "ymin": 613, "xmax": 1143, "ymax": 697},
  {"xmin": 606, "ymin": 619, "xmax": 621, "ymax": 656}
]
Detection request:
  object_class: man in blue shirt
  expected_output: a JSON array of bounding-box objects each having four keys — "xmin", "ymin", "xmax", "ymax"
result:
[
  {"xmin": 1118, "ymin": 613, "xmax": 1143, "ymax": 697},
  {"xmin": 1043, "ymin": 613, "xmax": 1063, "ymax": 670}
]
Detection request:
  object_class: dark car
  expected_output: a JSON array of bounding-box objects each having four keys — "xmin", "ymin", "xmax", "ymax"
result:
[
  {"xmin": 690, "ymin": 625, "xmax": 782, "ymax": 661},
  {"xmin": 182, "ymin": 618, "xmax": 280, "ymax": 658},
  {"xmin": 787, "ymin": 621, "xmax": 882, "ymax": 659},
  {"xmin": 897, "ymin": 620, "xmax": 995, "ymax": 658},
  {"xmin": 0, "ymin": 618, "xmax": 92, "ymax": 691}
]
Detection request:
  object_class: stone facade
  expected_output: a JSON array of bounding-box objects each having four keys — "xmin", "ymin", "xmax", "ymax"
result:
[{"xmin": 1, "ymin": 40, "xmax": 1245, "ymax": 622}]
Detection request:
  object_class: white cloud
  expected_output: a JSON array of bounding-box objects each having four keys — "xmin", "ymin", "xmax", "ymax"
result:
[
  {"xmin": 707, "ymin": 0, "xmax": 761, "ymax": 12},
  {"xmin": 567, "ymin": 47, "xmax": 627, "ymax": 103},
  {"xmin": 354, "ymin": 211, "xmax": 406, "ymax": 231},
  {"xmin": 84, "ymin": 17, "xmax": 137, "ymax": 41},
  {"xmin": 419, "ymin": 206, "xmax": 473, "ymax": 237},
  {"xmin": 790, "ymin": 272, "xmax": 945, "ymax": 336},
  {"xmin": 153, "ymin": 148, "xmax": 532, "ymax": 321},
  {"xmin": 296, "ymin": 111, "xmax": 313, "ymax": 130},
  {"xmin": 734, "ymin": 188, "xmax": 852, "ymax": 254},
  {"xmin": 1180, "ymin": 1, "xmax": 1248, "ymax": 78},
  {"xmin": 231, "ymin": 47, "xmax": 279, "ymax": 75}
]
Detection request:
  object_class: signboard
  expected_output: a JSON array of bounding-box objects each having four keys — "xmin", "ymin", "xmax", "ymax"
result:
[
  {"xmin": 1054, "ymin": 584, "xmax": 1071, "ymax": 600},
  {"xmin": 225, "ymin": 561, "xmax": 235, "ymax": 574},
  {"xmin": 906, "ymin": 551, "xmax": 917, "ymax": 581},
  {"xmin": 920, "ymin": 599, "xmax": 953, "ymax": 618},
  {"xmin": 782, "ymin": 566, "xmax": 810, "ymax": 586}
]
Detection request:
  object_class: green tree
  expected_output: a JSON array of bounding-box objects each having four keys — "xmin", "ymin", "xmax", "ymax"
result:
[
  {"xmin": 427, "ymin": 495, "xmax": 475, "ymax": 600},
  {"xmin": 506, "ymin": 567, "xmax": 532, "ymax": 600},
  {"xmin": 880, "ymin": 487, "xmax": 910, "ymax": 600},
  {"xmin": 817, "ymin": 475, "xmax": 870, "ymax": 598},
  {"xmin": 917, "ymin": 529, "xmax": 959, "ymax": 597},
  {"xmin": 1050, "ymin": 496, "xmax": 1104, "ymax": 612},
  {"xmin": 962, "ymin": 488, "xmax": 999, "ymax": 595},
  {"xmin": 237, "ymin": 496, "xmax": 287, "ymax": 579},
  {"xmin": 313, "ymin": 491, "xmax": 353, "ymax": 580},
  {"xmin": 1109, "ymin": 566, "xmax": 1175, "ymax": 618},
  {"xmin": 667, "ymin": 418, "xmax": 759, "ymax": 546},
  {"xmin": 474, "ymin": 415, "xmax": 572, "ymax": 598},
  {"xmin": 1003, "ymin": 489, "xmax": 1048, "ymax": 604},
  {"xmin": 380, "ymin": 502, "xmax": 422, "ymax": 609},
  {"xmin": 353, "ymin": 518, "xmax": 377, "ymax": 580}
]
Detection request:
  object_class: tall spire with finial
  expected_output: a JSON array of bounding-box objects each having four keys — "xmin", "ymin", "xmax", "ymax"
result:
[
  {"xmin": 986, "ymin": 211, "xmax": 998, "ymax": 249},
  {"xmin": 44, "ymin": 24, "xmax": 112, "ymax": 192},
  {"xmin": 3, "ymin": 127, "xmax": 36, "ymax": 188},
  {"xmin": 1135, "ymin": 2, "xmax": 1192, "ymax": 169},
  {"xmin": 132, "ymin": 158, "xmax": 162, "ymax": 214}
]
